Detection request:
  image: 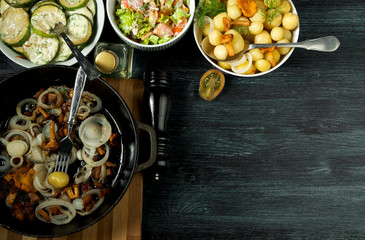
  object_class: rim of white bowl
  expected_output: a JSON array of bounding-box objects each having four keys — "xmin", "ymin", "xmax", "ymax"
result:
[
  {"xmin": 0, "ymin": 0, "xmax": 105, "ymax": 68},
  {"xmin": 193, "ymin": 0, "xmax": 299, "ymax": 78},
  {"xmin": 106, "ymin": 0, "xmax": 195, "ymax": 50}
]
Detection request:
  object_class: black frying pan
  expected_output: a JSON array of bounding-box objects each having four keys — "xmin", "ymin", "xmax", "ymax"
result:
[{"xmin": 0, "ymin": 65, "xmax": 156, "ymax": 237}]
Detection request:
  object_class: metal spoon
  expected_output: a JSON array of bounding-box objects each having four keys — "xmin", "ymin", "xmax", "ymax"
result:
[
  {"xmin": 52, "ymin": 22, "xmax": 100, "ymax": 80},
  {"xmin": 201, "ymin": 36, "xmax": 341, "ymax": 62}
]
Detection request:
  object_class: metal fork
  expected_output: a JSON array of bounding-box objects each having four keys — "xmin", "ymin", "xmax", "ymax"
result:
[{"xmin": 54, "ymin": 67, "xmax": 87, "ymax": 174}]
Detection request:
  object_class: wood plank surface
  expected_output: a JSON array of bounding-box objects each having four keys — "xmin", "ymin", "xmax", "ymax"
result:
[{"xmin": 0, "ymin": 78, "xmax": 145, "ymax": 240}]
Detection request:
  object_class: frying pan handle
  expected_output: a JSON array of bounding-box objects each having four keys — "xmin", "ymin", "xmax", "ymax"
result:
[{"xmin": 135, "ymin": 121, "xmax": 157, "ymax": 172}]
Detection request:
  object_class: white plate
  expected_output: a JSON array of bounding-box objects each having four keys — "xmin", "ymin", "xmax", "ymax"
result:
[{"xmin": 0, "ymin": 0, "xmax": 105, "ymax": 68}]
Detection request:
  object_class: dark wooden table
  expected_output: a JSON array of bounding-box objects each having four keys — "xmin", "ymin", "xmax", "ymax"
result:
[{"xmin": 1, "ymin": 0, "xmax": 364, "ymax": 239}]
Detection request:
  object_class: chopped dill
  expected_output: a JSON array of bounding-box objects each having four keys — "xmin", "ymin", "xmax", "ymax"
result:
[
  {"xmin": 261, "ymin": 0, "xmax": 284, "ymax": 24},
  {"xmin": 267, "ymin": 6, "xmax": 284, "ymax": 23},
  {"xmin": 232, "ymin": 25, "xmax": 251, "ymax": 37},
  {"xmin": 195, "ymin": 0, "xmax": 226, "ymax": 28},
  {"xmin": 264, "ymin": 0, "xmax": 281, "ymax": 9}
]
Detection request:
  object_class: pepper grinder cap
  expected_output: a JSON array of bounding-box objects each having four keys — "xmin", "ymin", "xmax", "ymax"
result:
[{"xmin": 143, "ymin": 71, "xmax": 172, "ymax": 88}]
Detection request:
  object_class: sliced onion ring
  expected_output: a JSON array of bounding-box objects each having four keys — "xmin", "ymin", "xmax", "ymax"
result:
[
  {"xmin": 10, "ymin": 155, "xmax": 24, "ymax": 168},
  {"xmin": 202, "ymin": 16, "xmax": 214, "ymax": 34},
  {"xmin": 9, "ymin": 115, "xmax": 30, "ymax": 131},
  {"xmin": 228, "ymin": 54, "xmax": 247, "ymax": 67},
  {"xmin": 16, "ymin": 98, "xmax": 38, "ymax": 121},
  {"xmin": 78, "ymin": 114, "xmax": 112, "ymax": 149},
  {"xmin": 29, "ymin": 123, "xmax": 42, "ymax": 137},
  {"xmin": 77, "ymin": 105, "xmax": 91, "ymax": 120},
  {"xmin": 77, "ymin": 189, "xmax": 104, "ymax": 216},
  {"xmin": 231, "ymin": 53, "xmax": 253, "ymax": 74},
  {"xmin": 6, "ymin": 140, "xmax": 29, "ymax": 157},
  {"xmin": 35, "ymin": 198, "xmax": 76, "ymax": 225},
  {"xmin": 4, "ymin": 129, "xmax": 33, "ymax": 155},
  {"xmin": 33, "ymin": 163, "xmax": 56, "ymax": 197},
  {"xmin": 82, "ymin": 91, "xmax": 102, "ymax": 113},
  {"xmin": 37, "ymin": 88, "xmax": 63, "ymax": 110},
  {"xmin": 81, "ymin": 144, "xmax": 110, "ymax": 167},
  {"xmin": 74, "ymin": 164, "xmax": 93, "ymax": 184}
]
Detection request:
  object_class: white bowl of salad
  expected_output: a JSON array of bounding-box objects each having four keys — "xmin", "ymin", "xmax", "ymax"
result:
[
  {"xmin": 193, "ymin": 0, "xmax": 299, "ymax": 77},
  {"xmin": 106, "ymin": 0, "xmax": 195, "ymax": 51}
]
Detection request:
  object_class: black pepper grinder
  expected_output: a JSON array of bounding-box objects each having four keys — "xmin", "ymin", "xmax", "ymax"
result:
[{"xmin": 142, "ymin": 70, "xmax": 172, "ymax": 181}]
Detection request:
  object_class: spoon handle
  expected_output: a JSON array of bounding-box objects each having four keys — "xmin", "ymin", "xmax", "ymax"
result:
[
  {"xmin": 60, "ymin": 32, "xmax": 101, "ymax": 80},
  {"xmin": 252, "ymin": 36, "xmax": 340, "ymax": 52}
]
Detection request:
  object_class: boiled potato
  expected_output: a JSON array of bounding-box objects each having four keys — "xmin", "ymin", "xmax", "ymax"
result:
[
  {"xmin": 254, "ymin": 30, "xmax": 272, "ymax": 44},
  {"xmin": 243, "ymin": 63, "xmax": 257, "ymax": 74},
  {"xmin": 237, "ymin": 16, "xmax": 250, "ymax": 22},
  {"xmin": 264, "ymin": 49, "xmax": 280, "ymax": 64},
  {"xmin": 249, "ymin": 48, "xmax": 264, "ymax": 61},
  {"xmin": 264, "ymin": 9, "xmax": 282, "ymax": 30},
  {"xmin": 277, "ymin": 38, "xmax": 291, "ymax": 55},
  {"xmin": 282, "ymin": 28, "xmax": 292, "ymax": 41},
  {"xmin": 213, "ymin": 12, "xmax": 231, "ymax": 32},
  {"xmin": 254, "ymin": 0, "xmax": 268, "ymax": 10},
  {"xmin": 227, "ymin": 0, "xmax": 237, "ymax": 6},
  {"xmin": 282, "ymin": 12, "xmax": 299, "ymax": 30},
  {"xmin": 245, "ymin": 32, "xmax": 255, "ymax": 43},
  {"xmin": 202, "ymin": 23, "xmax": 212, "ymax": 37},
  {"xmin": 218, "ymin": 61, "xmax": 231, "ymax": 69},
  {"xmin": 270, "ymin": 26, "xmax": 284, "ymax": 41},
  {"xmin": 249, "ymin": 8, "xmax": 266, "ymax": 23},
  {"xmin": 280, "ymin": 0, "xmax": 291, "ymax": 13},
  {"xmin": 255, "ymin": 59, "xmax": 271, "ymax": 72},
  {"xmin": 227, "ymin": 4, "xmax": 242, "ymax": 19},
  {"xmin": 264, "ymin": 0, "xmax": 281, "ymax": 8},
  {"xmin": 233, "ymin": 61, "xmax": 256, "ymax": 74},
  {"xmin": 249, "ymin": 21, "xmax": 264, "ymax": 35},
  {"xmin": 214, "ymin": 45, "xmax": 228, "ymax": 60},
  {"xmin": 225, "ymin": 29, "xmax": 245, "ymax": 54},
  {"xmin": 272, "ymin": 49, "xmax": 281, "ymax": 63},
  {"xmin": 208, "ymin": 29, "xmax": 223, "ymax": 46}
]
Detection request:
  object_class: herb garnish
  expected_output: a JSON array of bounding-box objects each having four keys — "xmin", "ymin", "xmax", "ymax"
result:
[
  {"xmin": 232, "ymin": 25, "xmax": 251, "ymax": 37},
  {"xmin": 264, "ymin": 0, "xmax": 281, "ymax": 9},
  {"xmin": 195, "ymin": 0, "xmax": 226, "ymax": 28},
  {"xmin": 262, "ymin": 0, "xmax": 283, "ymax": 24}
]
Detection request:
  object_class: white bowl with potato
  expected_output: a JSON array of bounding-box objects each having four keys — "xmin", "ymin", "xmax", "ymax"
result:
[{"xmin": 193, "ymin": 0, "xmax": 299, "ymax": 77}]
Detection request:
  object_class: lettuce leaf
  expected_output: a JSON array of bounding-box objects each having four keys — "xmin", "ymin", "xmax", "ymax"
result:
[
  {"xmin": 116, "ymin": 8, "xmax": 152, "ymax": 39},
  {"xmin": 165, "ymin": 0, "xmax": 174, "ymax": 8},
  {"xmin": 171, "ymin": 7, "xmax": 190, "ymax": 25},
  {"xmin": 148, "ymin": 35, "xmax": 159, "ymax": 45},
  {"xmin": 159, "ymin": 14, "xmax": 170, "ymax": 24},
  {"xmin": 116, "ymin": 8, "xmax": 134, "ymax": 34},
  {"xmin": 158, "ymin": 36, "xmax": 172, "ymax": 44}
]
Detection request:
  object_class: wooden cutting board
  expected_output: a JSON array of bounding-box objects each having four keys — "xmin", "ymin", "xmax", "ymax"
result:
[{"xmin": 0, "ymin": 78, "xmax": 145, "ymax": 240}]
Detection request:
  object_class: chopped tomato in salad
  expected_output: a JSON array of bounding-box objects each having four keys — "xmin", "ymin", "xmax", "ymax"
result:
[{"xmin": 116, "ymin": 0, "xmax": 190, "ymax": 45}]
